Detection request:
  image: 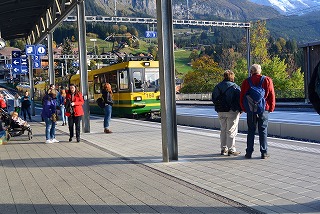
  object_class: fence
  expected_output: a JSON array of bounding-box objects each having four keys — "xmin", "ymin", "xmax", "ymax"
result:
[{"xmin": 176, "ymin": 90, "xmax": 305, "ymax": 101}]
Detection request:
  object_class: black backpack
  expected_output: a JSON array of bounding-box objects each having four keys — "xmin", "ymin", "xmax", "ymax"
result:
[{"xmin": 213, "ymin": 85, "xmax": 234, "ymax": 112}]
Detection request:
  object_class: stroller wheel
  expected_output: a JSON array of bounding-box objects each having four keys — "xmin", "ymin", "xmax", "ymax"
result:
[
  {"xmin": 6, "ymin": 132, "xmax": 11, "ymax": 141},
  {"xmin": 28, "ymin": 130, "xmax": 33, "ymax": 140}
]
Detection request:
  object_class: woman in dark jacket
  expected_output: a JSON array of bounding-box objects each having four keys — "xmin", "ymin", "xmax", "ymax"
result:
[
  {"xmin": 102, "ymin": 83, "xmax": 113, "ymax": 133},
  {"xmin": 20, "ymin": 91, "xmax": 32, "ymax": 121},
  {"xmin": 41, "ymin": 89, "xmax": 58, "ymax": 144},
  {"xmin": 65, "ymin": 84, "xmax": 84, "ymax": 142}
]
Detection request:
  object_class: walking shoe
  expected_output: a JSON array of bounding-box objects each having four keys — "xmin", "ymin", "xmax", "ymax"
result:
[
  {"xmin": 104, "ymin": 129, "xmax": 112, "ymax": 134},
  {"xmin": 62, "ymin": 123, "xmax": 65, "ymax": 126},
  {"xmin": 228, "ymin": 150, "xmax": 241, "ymax": 156},
  {"xmin": 220, "ymin": 148, "xmax": 228, "ymax": 155},
  {"xmin": 76, "ymin": 138, "xmax": 80, "ymax": 143},
  {"xmin": 261, "ymin": 153, "xmax": 270, "ymax": 159},
  {"xmin": 51, "ymin": 139, "xmax": 59, "ymax": 143},
  {"xmin": 244, "ymin": 153, "xmax": 252, "ymax": 159},
  {"xmin": 69, "ymin": 138, "xmax": 72, "ymax": 142},
  {"xmin": 45, "ymin": 139, "xmax": 53, "ymax": 144}
]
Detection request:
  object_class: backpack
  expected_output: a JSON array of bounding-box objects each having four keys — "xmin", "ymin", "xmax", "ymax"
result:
[
  {"xmin": 243, "ymin": 76, "xmax": 266, "ymax": 114},
  {"xmin": 96, "ymin": 97, "xmax": 105, "ymax": 109},
  {"xmin": 213, "ymin": 85, "xmax": 234, "ymax": 112}
]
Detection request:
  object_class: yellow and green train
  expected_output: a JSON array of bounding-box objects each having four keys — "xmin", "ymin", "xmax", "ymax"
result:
[{"xmin": 32, "ymin": 59, "xmax": 161, "ymax": 118}]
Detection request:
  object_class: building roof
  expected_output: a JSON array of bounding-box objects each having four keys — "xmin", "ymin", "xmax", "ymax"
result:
[
  {"xmin": 299, "ymin": 41, "xmax": 320, "ymax": 48},
  {"xmin": 0, "ymin": 47, "xmax": 21, "ymax": 56},
  {"xmin": 0, "ymin": 0, "xmax": 77, "ymax": 44},
  {"xmin": 0, "ymin": 0, "xmax": 52, "ymax": 40}
]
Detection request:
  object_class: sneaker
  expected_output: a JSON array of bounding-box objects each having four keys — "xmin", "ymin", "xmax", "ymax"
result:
[
  {"xmin": 261, "ymin": 153, "xmax": 270, "ymax": 159},
  {"xmin": 228, "ymin": 150, "xmax": 241, "ymax": 156},
  {"xmin": 244, "ymin": 153, "xmax": 252, "ymax": 159},
  {"xmin": 51, "ymin": 139, "xmax": 59, "ymax": 143},
  {"xmin": 104, "ymin": 129, "xmax": 112, "ymax": 134},
  {"xmin": 69, "ymin": 138, "xmax": 72, "ymax": 142},
  {"xmin": 45, "ymin": 139, "xmax": 53, "ymax": 144},
  {"xmin": 76, "ymin": 138, "xmax": 80, "ymax": 143},
  {"xmin": 221, "ymin": 148, "xmax": 228, "ymax": 155}
]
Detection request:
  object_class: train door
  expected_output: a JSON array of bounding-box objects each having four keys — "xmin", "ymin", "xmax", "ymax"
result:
[
  {"xmin": 118, "ymin": 69, "xmax": 129, "ymax": 114},
  {"xmin": 131, "ymin": 68, "xmax": 144, "ymax": 91}
]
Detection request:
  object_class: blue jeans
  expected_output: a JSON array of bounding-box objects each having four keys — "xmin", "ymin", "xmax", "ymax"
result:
[
  {"xmin": 60, "ymin": 105, "xmax": 67, "ymax": 123},
  {"xmin": 104, "ymin": 105, "xmax": 112, "ymax": 128},
  {"xmin": 44, "ymin": 117, "xmax": 56, "ymax": 140},
  {"xmin": 246, "ymin": 111, "xmax": 269, "ymax": 155}
]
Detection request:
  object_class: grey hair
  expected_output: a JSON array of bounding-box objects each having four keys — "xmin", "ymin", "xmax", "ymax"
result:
[{"xmin": 250, "ymin": 64, "xmax": 262, "ymax": 74}]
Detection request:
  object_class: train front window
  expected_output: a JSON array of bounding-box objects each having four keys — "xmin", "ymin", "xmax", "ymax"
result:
[
  {"xmin": 145, "ymin": 68, "xmax": 160, "ymax": 88},
  {"xmin": 133, "ymin": 71, "xmax": 143, "ymax": 89}
]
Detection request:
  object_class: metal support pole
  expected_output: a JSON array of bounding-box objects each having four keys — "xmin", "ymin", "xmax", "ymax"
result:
[
  {"xmin": 246, "ymin": 27, "xmax": 251, "ymax": 76},
  {"xmin": 28, "ymin": 56, "xmax": 35, "ymax": 116},
  {"xmin": 47, "ymin": 32, "xmax": 55, "ymax": 85},
  {"xmin": 156, "ymin": 0, "xmax": 178, "ymax": 162},
  {"xmin": 65, "ymin": 58, "xmax": 68, "ymax": 75},
  {"xmin": 77, "ymin": 0, "xmax": 90, "ymax": 133}
]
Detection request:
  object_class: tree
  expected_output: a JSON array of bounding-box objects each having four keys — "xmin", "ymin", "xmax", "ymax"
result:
[
  {"xmin": 189, "ymin": 49, "xmax": 199, "ymax": 62},
  {"xmin": 233, "ymin": 58, "xmax": 249, "ymax": 86},
  {"xmin": 219, "ymin": 48, "xmax": 241, "ymax": 70},
  {"xmin": 181, "ymin": 55, "xmax": 224, "ymax": 93},
  {"xmin": 61, "ymin": 38, "xmax": 74, "ymax": 75},
  {"xmin": 119, "ymin": 25, "xmax": 128, "ymax": 34},
  {"xmin": 250, "ymin": 20, "xmax": 269, "ymax": 64}
]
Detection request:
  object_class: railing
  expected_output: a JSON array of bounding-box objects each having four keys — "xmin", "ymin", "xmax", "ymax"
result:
[
  {"xmin": 176, "ymin": 90, "xmax": 305, "ymax": 101},
  {"xmin": 176, "ymin": 93, "xmax": 212, "ymax": 101}
]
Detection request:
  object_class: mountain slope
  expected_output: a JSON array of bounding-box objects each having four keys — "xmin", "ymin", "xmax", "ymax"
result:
[
  {"xmin": 84, "ymin": 0, "xmax": 320, "ymax": 43},
  {"xmin": 267, "ymin": 11, "xmax": 320, "ymax": 42},
  {"xmin": 249, "ymin": 0, "xmax": 320, "ymax": 14},
  {"xmin": 86, "ymin": 0, "xmax": 280, "ymax": 21}
]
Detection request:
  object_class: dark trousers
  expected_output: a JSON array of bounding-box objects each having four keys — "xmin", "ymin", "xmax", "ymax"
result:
[
  {"xmin": 68, "ymin": 115, "xmax": 81, "ymax": 140},
  {"xmin": 246, "ymin": 111, "xmax": 269, "ymax": 155},
  {"xmin": 21, "ymin": 107, "xmax": 31, "ymax": 121}
]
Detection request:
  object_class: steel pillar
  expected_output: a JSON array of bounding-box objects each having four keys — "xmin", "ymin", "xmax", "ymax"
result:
[
  {"xmin": 77, "ymin": 0, "xmax": 90, "ymax": 133},
  {"xmin": 47, "ymin": 32, "xmax": 55, "ymax": 85},
  {"xmin": 156, "ymin": 0, "xmax": 178, "ymax": 162},
  {"xmin": 246, "ymin": 27, "xmax": 251, "ymax": 76}
]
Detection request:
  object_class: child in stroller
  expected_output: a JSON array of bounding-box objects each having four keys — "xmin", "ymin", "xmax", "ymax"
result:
[{"xmin": 0, "ymin": 109, "xmax": 32, "ymax": 140}]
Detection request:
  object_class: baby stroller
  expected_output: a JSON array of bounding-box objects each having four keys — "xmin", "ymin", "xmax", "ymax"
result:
[{"xmin": 0, "ymin": 108, "xmax": 33, "ymax": 141}]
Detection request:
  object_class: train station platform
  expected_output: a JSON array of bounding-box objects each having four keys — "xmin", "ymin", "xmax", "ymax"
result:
[{"xmin": 0, "ymin": 115, "xmax": 319, "ymax": 214}]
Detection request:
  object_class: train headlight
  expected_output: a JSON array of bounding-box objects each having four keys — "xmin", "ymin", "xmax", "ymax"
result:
[
  {"xmin": 143, "ymin": 62, "xmax": 150, "ymax": 66},
  {"xmin": 135, "ymin": 96, "xmax": 142, "ymax": 101}
]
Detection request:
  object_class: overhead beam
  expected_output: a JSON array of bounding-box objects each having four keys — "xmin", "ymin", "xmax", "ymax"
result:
[{"xmin": 64, "ymin": 16, "xmax": 251, "ymax": 28}]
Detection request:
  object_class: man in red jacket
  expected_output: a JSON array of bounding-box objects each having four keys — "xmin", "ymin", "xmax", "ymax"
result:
[{"xmin": 240, "ymin": 64, "xmax": 276, "ymax": 159}]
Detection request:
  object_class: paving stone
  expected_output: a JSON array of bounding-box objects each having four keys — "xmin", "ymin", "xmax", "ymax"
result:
[{"xmin": 0, "ymin": 116, "xmax": 319, "ymax": 214}]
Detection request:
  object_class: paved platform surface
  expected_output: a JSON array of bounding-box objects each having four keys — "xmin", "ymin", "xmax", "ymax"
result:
[{"xmin": 0, "ymin": 114, "xmax": 320, "ymax": 214}]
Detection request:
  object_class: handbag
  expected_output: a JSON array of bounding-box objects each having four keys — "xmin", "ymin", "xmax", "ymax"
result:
[
  {"xmin": 65, "ymin": 99, "xmax": 74, "ymax": 114},
  {"xmin": 51, "ymin": 113, "xmax": 59, "ymax": 122},
  {"xmin": 96, "ymin": 97, "xmax": 106, "ymax": 108}
]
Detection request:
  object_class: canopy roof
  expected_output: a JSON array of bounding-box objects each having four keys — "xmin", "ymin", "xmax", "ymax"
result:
[{"xmin": 0, "ymin": 0, "xmax": 77, "ymax": 43}]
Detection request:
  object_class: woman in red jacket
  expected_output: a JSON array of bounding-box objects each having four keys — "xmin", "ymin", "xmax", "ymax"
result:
[{"xmin": 65, "ymin": 84, "xmax": 84, "ymax": 142}]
